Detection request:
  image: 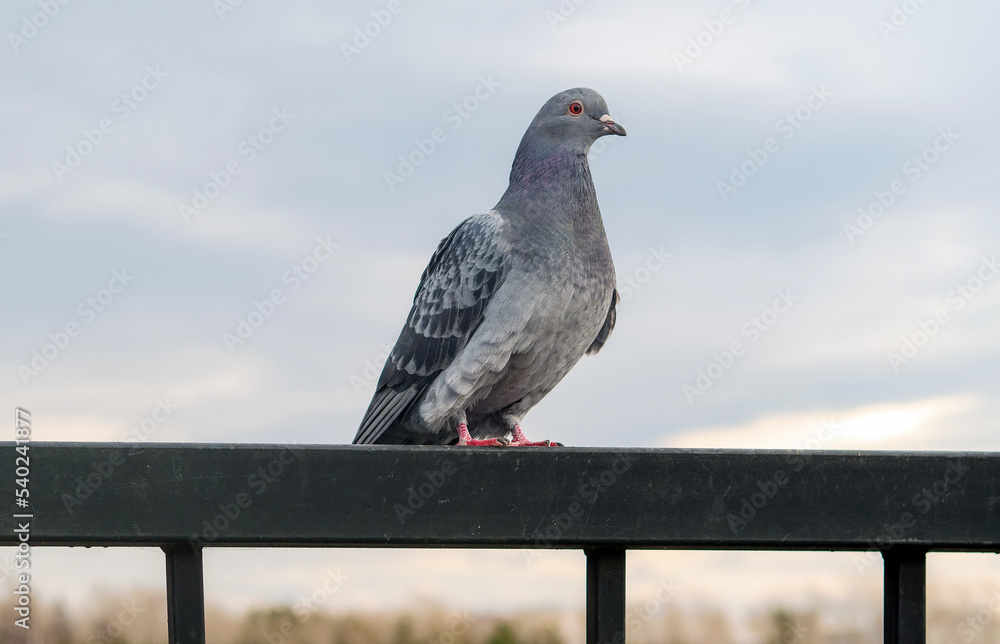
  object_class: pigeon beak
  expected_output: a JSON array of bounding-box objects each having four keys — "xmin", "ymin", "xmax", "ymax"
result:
[{"xmin": 599, "ymin": 114, "xmax": 627, "ymax": 136}]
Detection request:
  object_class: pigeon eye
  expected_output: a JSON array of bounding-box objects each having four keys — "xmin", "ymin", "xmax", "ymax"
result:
[{"xmin": 568, "ymin": 101, "xmax": 584, "ymax": 116}]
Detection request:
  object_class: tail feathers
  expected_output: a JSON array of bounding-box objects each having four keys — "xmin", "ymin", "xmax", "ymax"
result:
[
  {"xmin": 353, "ymin": 385, "xmax": 422, "ymax": 444},
  {"xmin": 355, "ymin": 387, "xmax": 519, "ymax": 445}
]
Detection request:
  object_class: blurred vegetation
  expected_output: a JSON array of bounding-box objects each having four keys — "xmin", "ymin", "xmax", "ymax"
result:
[{"xmin": 3, "ymin": 582, "xmax": 1000, "ymax": 644}]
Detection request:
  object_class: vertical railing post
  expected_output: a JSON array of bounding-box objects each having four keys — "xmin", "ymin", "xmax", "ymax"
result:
[
  {"xmin": 586, "ymin": 548, "xmax": 626, "ymax": 644},
  {"xmin": 164, "ymin": 544, "xmax": 206, "ymax": 644},
  {"xmin": 882, "ymin": 547, "xmax": 926, "ymax": 644}
]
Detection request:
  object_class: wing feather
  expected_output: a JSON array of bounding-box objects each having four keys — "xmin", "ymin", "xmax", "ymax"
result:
[
  {"xmin": 586, "ymin": 289, "xmax": 619, "ymax": 355},
  {"xmin": 353, "ymin": 212, "xmax": 509, "ymax": 444}
]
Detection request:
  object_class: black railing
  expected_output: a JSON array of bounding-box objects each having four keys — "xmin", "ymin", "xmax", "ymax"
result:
[{"xmin": 3, "ymin": 443, "xmax": 998, "ymax": 643}]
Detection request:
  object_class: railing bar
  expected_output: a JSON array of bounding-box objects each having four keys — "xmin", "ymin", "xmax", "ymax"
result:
[
  {"xmin": 164, "ymin": 544, "xmax": 206, "ymax": 644},
  {"xmin": 586, "ymin": 547, "xmax": 626, "ymax": 644},
  {"xmin": 882, "ymin": 547, "xmax": 926, "ymax": 644}
]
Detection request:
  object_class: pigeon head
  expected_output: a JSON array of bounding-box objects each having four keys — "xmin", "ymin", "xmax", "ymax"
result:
[
  {"xmin": 506, "ymin": 88, "xmax": 626, "ymax": 189},
  {"xmin": 526, "ymin": 88, "xmax": 626, "ymax": 150},
  {"xmin": 502, "ymin": 88, "xmax": 625, "ymax": 199}
]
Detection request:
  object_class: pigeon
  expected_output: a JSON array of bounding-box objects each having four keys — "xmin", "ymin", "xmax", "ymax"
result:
[{"xmin": 353, "ymin": 88, "xmax": 625, "ymax": 446}]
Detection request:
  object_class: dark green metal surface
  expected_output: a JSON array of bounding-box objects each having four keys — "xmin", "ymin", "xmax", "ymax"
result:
[{"xmin": 1, "ymin": 443, "xmax": 997, "ymax": 550}]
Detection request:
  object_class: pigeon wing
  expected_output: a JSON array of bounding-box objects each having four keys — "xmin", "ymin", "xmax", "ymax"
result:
[
  {"xmin": 586, "ymin": 288, "xmax": 619, "ymax": 355},
  {"xmin": 353, "ymin": 212, "xmax": 509, "ymax": 444}
]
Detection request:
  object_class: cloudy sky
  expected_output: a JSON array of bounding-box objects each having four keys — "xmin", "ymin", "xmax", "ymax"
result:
[{"xmin": 2, "ymin": 0, "xmax": 999, "ymax": 632}]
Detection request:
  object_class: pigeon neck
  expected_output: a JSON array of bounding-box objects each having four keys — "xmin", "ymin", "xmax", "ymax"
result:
[{"xmin": 499, "ymin": 145, "xmax": 597, "ymax": 216}]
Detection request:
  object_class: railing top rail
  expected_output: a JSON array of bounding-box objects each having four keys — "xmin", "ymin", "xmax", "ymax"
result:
[{"xmin": 3, "ymin": 443, "xmax": 997, "ymax": 550}]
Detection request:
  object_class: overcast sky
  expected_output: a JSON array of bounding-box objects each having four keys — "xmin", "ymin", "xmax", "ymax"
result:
[{"xmin": 2, "ymin": 0, "xmax": 999, "ymax": 632}]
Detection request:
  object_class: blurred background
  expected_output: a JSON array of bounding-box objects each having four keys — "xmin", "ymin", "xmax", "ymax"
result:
[{"xmin": 1, "ymin": 0, "xmax": 999, "ymax": 641}]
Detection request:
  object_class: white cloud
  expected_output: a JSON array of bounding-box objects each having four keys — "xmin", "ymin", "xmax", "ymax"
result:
[{"xmin": 662, "ymin": 393, "xmax": 986, "ymax": 450}]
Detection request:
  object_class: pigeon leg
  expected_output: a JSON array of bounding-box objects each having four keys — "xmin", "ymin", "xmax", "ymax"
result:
[
  {"xmin": 508, "ymin": 423, "xmax": 563, "ymax": 447},
  {"xmin": 456, "ymin": 422, "xmax": 507, "ymax": 447}
]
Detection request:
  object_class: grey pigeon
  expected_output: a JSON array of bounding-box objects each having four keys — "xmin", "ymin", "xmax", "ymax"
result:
[{"xmin": 353, "ymin": 88, "xmax": 625, "ymax": 446}]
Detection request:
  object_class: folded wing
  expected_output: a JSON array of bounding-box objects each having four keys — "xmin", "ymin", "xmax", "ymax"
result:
[{"xmin": 353, "ymin": 212, "xmax": 509, "ymax": 444}]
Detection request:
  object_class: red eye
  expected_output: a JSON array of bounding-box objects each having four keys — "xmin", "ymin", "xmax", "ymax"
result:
[{"xmin": 568, "ymin": 101, "xmax": 583, "ymax": 116}]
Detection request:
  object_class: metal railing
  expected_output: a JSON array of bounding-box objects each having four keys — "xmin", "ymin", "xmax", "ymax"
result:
[{"xmin": 3, "ymin": 443, "xmax": 997, "ymax": 643}]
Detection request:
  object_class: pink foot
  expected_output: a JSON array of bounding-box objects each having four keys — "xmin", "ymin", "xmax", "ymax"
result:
[
  {"xmin": 456, "ymin": 422, "xmax": 506, "ymax": 447},
  {"xmin": 508, "ymin": 424, "xmax": 563, "ymax": 447}
]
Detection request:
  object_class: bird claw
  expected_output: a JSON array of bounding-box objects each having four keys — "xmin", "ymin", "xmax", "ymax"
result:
[
  {"xmin": 507, "ymin": 438, "xmax": 563, "ymax": 447},
  {"xmin": 459, "ymin": 437, "xmax": 561, "ymax": 447},
  {"xmin": 458, "ymin": 437, "xmax": 507, "ymax": 447},
  {"xmin": 456, "ymin": 422, "xmax": 561, "ymax": 447},
  {"xmin": 456, "ymin": 425, "xmax": 508, "ymax": 447},
  {"xmin": 508, "ymin": 424, "xmax": 563, "ymax": 446}
]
